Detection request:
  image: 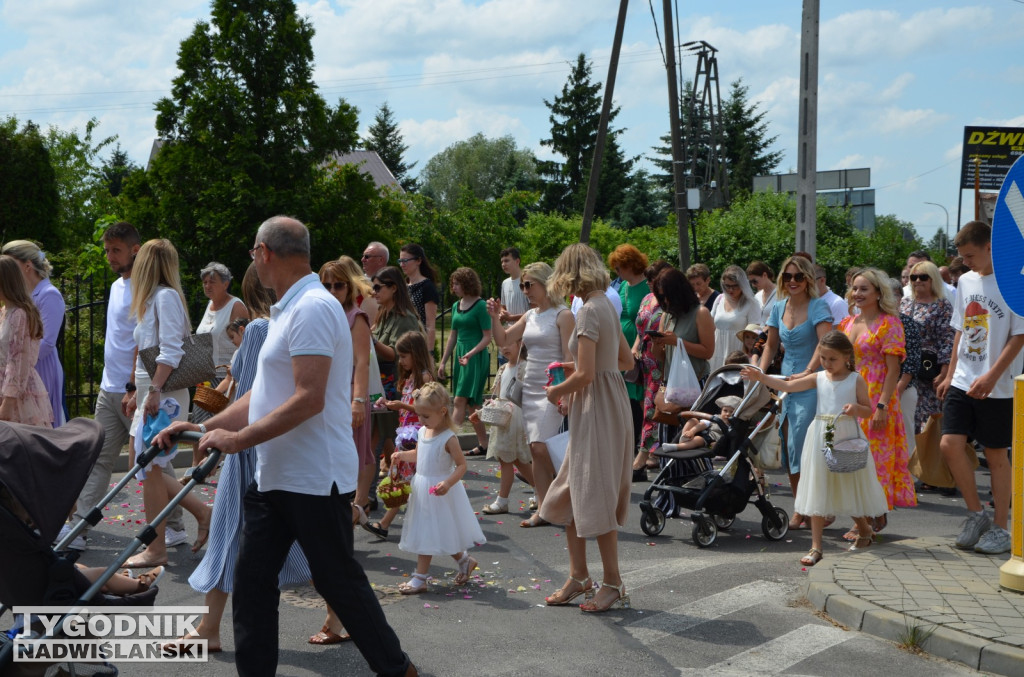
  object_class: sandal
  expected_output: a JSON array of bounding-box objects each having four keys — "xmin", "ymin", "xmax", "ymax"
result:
[
  {"xmin": 842, "ymin": 526, "xmax": 860, "ymax": 542},
  {"xmin": 528, "ymin": 496, "xmax": 537, "ymax": 511},
  {"xmin": 352, "ymin": 502, "xmax": 370, "ymax": 526},
  {"xmin": 873, "ymin": 513, "xmax": 888, "ymax": 533},
  {"xmin": 191, "ymin": 510, "xmax": 212, "ymax": 553},
  {"xmin": 800, "ymin": 548, "xmax": 823, "ymax": 566},
  {"xmin": 481, "ymin": 502, "xmax": 508, "ymax": 514},
  {"xmin": 308, "ymin": 624, "xmax": 351, "ymax": 645},
  {"xmin": 362, "ymin": 521, "xmax": 388, "ymax": 540},
  {"xmin": 545, "ymin": 576, "xmax": 594, "ymax": 606},
  {"xmin": 454, "ymin": 552, "xmax": 477, "ymax": 585},
  {"xmin": 465, "ymin": 446, "xmax": 486, "ymax": 457},
  {"xmin": 519, "ymin": 514, "xmax": 550, "ymax": 528},
  {"xmin": 135, "ymin": 566, "xmax": 165, "ymax": 591},
  {"xmin": 124, "ymin": 553, "xmax": 168, "ymax": 568},
  {"xmin": 580, "ymin": 581, "xmax": 630, "ymax": 613},
  {"xmin": 848, "ymin": 536, "xmax": 873, "ymax": 552},
  {"xmin": 399, "ymin": 573, "xmax": 429, "ymax": 595}
]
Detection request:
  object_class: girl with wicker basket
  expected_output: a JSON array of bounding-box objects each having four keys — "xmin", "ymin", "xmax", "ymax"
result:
[
  {"xmin": 394, "ymin": 382, "xmax": 486, "ymax": 594},
  {"xmin": 741, "ymin": 331, "xmax": 888, "ymax": 566},
  {"xmin": 363, "ymin": 331, "xmax": 434, "ymax": 540},
  {"xmin": 472, "ymin": 340, "xmax": 534, "ymax": 514}
]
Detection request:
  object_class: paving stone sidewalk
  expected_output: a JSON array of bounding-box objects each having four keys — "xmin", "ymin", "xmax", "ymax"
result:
[{"xmin": 804, "ymin": 536, "xmax": 1024, "ymax": 675}]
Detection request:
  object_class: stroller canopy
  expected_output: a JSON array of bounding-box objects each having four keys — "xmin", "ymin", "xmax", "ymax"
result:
[{"xmin": 0, "ymin": 419, "xmax": 103, "ymax": 543}]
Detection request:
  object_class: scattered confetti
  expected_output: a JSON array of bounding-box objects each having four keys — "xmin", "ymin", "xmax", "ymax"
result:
[
  {"xmin": 496, "ymin": 521, "xmax": 503, "ymax": 525},
  {"xmin": 424, "ymin": 603, "xmax": 431, "ymax": 608}
]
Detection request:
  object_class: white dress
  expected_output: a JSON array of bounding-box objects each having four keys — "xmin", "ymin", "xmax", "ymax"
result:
[
  {"xmin": 400, "ymin": 428, "xmax": 487, "ymax": 556},
  {"xmin": 521, "ymin": 307, "xmax": 568, "ymax": 442},
  {"xmin": 794, "ymin": 372, "xmax": 889, "ymax": 518},
  {"xmin": 485, "ymin": 363, "xmax": 531, "ymax": 464},
  {"xmin": 710, "ymin": 295, "xmax": 761, "ymax": 372}
]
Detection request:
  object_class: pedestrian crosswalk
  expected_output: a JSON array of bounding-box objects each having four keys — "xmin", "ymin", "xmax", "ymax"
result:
[{"xmin": 677, "ymin": 624, "xmax": 852, "ymax": 675}]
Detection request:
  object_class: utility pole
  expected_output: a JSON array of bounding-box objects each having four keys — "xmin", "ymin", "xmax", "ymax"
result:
[
  {"xmin": 795, "ymin": 0, "xmax": 819, "ymax": 258},
  {"xmin": 662, "ymin": 0, "xmax": 689, "ymax": 268},
  {"xmin": 579, "ymin": 0, "xmax": 629, "ymax": 244}
]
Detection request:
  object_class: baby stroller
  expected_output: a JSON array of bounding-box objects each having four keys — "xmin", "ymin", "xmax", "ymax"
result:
[
  {"xmin": 638, "ymin": 364, "xmax": 789, "ymax": 548},
  {"xmin": 0, "ymin": 419, "xmax": 219, "ymax": 675}
]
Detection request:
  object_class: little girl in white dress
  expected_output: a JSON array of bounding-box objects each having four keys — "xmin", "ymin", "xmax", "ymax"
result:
[
  {"xmin": 395, "ymin": 382, "xmax": 486, "ymax": 594},
  {"xmin": 742, "ymin": 331, "xmax": 888, "ymax": 566}
]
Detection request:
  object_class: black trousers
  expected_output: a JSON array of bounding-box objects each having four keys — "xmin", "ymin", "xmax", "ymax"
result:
[{"xmin": 233, "ymin": 483, "xmax": 410, "ymax": 677}]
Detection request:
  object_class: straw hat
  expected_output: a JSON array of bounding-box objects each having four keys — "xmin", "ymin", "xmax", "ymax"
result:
[
  {"xmin": 736, "ymin": 323, "xmax": 761, "ymax": 342},
  {"xmin": 715, "ymin": 395, "xmax": 742, "ymax": 410}
]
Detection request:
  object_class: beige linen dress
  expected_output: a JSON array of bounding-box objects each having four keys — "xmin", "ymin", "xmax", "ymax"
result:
[{"xmin": 540, "ymin": 293, "xmax": 633, "ymax": 538}]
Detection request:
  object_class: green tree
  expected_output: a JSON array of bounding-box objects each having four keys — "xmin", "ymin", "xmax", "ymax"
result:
[
  {"xmin": 613, "ymin": 169, "xmax": 666, "ymax": 230},
  {"xmin": 43, "ymin": 118, "xmax": 117, "ymax": 247},
  {"xmin": 363, "ymin": 101, "xmax": 417, "ymax": 192},
  {"xmin": 854, "ymin": 214, "xmax": 921, "ymax": 277},
  {"xmin": 0, "ymin": 117, "xmax": 60, "ymax": 245},
  {"xmin": 721, "ymin": 78, "xmax": 782, "ymax": 196},
  {"xmin": 418, "ymin": 133, "xmax": 538, "ymax": 210},
  {"xmin": 540, "ymin": 53, "xmax": 633, "ymax": 218},
  {"xmin": 149, "ymin": 0, "xmax": 365, "ymax": 278},
  {"xmin": 101, "ymin": 143, "xmax": 138, "ymax": 198}
]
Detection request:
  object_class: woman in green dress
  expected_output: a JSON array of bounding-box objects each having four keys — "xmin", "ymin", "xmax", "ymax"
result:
[
  {"xmin": 608, "ymin": 244, "xmax": 650, "ymax": 471},
  {"xmin": 439, "ymin": 267, "xmax": 492, "ymax": 455}
]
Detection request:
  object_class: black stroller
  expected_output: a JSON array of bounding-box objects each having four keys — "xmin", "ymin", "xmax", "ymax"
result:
[
  {"xmin": 0, "ymin": 419, "xmax": 218, "ymax": 675},
  {"xmin": 638, "ymin": 364, "xmax": 789, "ymax": 547}
]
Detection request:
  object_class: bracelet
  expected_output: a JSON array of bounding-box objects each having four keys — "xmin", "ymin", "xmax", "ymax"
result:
[
  {"xmin": 353, "ymin": 397, "xmax": 366, "ymax": 404},
  {"xmin": 198, "ymin": 423, "xmax": 207, "ymax": 434}
]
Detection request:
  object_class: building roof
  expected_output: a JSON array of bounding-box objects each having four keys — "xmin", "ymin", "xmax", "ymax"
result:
[{"xmin": 324, "ymin": 150, "xmax": 402, "ymax": 192}]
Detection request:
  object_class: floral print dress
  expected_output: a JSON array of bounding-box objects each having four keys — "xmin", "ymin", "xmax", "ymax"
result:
[
  {"xmin": 839, "ymin": 313, "xmax": 916, "ymax": 510},
  {"xmin": 900, "ymin": 297, "xmax": 954, "ymax": 432},
  {"xmin": 0, "ymin": 307, "xmax": 53, "ymax": 426},
  {"xmin": 634, "ymin": 293, "xmax": 664, "ymax": 453}
]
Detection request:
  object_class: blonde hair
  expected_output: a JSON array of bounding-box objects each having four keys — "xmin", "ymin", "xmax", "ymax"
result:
[
  {"xmin": 0, "ymin": 255, "xmax": 44, "ymax": 339},
  {"xmin": 130, "ymin": 239, "xmax": 190, "ymax": 324},
  {"xmin": 521, "ymin": 262, "xmax": 566, "ymax": 309},
  {"xmin": 909, "ymin": 261, "xmax": 947, "ymax": 302},
  {"xmin": 775, "ymin": 256, "xmax": 820, "ymax": 301},
  {"xmin": 336, "ymin": 255, "xmax": 372, "ymax": 300},
  {"xmin": 412, "ymin": 381, "xmax": 457, "ymax": 431},
  {"xmin": 2, "ymin": 240, "xmax": 52, "ymax": 279},
  {"xmin": 549, "ymin": 243, "xmax": 609, "ymax": 298},
  {"xmin": 847, "ymin": 267, "xmax": 899, "ymax": 316}
]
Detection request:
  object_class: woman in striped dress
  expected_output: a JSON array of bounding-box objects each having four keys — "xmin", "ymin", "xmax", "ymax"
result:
[{"xmin": 164, "ymin": 264, "xmax": 311, "ymax": 652}]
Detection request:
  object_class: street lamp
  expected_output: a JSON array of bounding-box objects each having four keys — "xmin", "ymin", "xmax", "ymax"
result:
[{"xmin": 924, "ymin": 201, "xmax": 950, "ymax": 254}]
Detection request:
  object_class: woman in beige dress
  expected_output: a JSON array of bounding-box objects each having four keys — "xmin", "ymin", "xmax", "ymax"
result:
[{"xmin": 540, "ymin": 243, "xmax": 634, "ymax": 613}]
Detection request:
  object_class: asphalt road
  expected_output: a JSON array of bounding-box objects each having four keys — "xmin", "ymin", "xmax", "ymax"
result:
[{"xmin": 64, "ymin": 455, "xmax": 993, "ymax": 676}]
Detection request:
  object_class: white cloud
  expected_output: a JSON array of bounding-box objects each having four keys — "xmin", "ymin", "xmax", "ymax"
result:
[
  {"xmin": 875, "ymin": 107, "xmax": 947, "ymax": 135},
  {"xmin": 880, "ymin": 73, "xmax": 914, "ymax": 101},
  {"xmin": 401, "ymin": 108, "xmax": 531, "ymax": 161}
]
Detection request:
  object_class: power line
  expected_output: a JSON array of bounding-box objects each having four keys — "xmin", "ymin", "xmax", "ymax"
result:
[{"xmin": 874, "ymin": 157, "xmax": 960, "ymax": 190}]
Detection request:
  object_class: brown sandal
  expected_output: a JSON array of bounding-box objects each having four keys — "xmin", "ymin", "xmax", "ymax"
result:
[{"xmin": 308, "ymin": 625, "xmax": 351, "ymax": 645}]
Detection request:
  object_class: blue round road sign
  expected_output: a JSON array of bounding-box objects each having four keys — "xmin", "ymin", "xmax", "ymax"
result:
[{"xmin": 992, "ymin": 154, "xmax": 1024, "ymax": 317}]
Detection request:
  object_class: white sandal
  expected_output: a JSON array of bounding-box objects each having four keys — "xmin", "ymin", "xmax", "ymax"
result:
[
  {"xmin": 399, "ymin": 573, "xmax": 429, "ymax": 595},
  {"xmin": 454, "ymin": 552, "xmax": 478, "ymax": 585}
]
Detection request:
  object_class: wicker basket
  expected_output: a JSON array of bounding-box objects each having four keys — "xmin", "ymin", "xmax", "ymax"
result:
[
  {"xmin": 193, "ymin": 384, "xmax": 229, "ymax": 413},
  {"xmin": 479, "ymin": 401, "xmax": 512, "ymax": 428},
  {"xmin": 377, "ymin": 467, "xmax": 411, "ymax": 509},
  {"xmin": 822, "ymin": 418, "xmax": 869, "ymax": 473}
]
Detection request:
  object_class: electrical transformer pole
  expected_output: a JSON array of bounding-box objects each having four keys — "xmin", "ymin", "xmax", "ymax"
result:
[{"xmin": 796, "ymin": 0, "xmax": 819, "ymax": 258}]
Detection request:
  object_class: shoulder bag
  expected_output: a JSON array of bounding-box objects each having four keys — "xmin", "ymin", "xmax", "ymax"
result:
[{"xmin": 138, "ymin": 300, "xmax": 216, "ymax": 392}]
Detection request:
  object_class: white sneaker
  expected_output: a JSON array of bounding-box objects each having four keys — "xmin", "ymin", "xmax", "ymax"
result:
[
  {"xmin": 165, "ymin": 527, "xmax": 189, "ymax": 547},
  {"xmin": 55, "ymin": 522, "xmax": 87, "ymax": 551}
]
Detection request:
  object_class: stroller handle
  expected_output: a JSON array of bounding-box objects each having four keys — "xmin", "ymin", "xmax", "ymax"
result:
[{"xmin": 174, "ymin": 430, "xmax": 222, "ymax": 485}]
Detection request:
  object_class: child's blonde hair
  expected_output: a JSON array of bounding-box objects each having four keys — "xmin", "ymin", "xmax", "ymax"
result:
[
  {"xmin": 412, "ymin": 381, "xmax": 457, "ymax": 431},
  {"xmin": 819, "ymin": 330, "xmax": 856, "ymax": 372}
]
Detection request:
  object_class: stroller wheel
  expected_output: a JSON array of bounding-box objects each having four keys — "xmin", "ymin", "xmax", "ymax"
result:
[
  {"xmin": 640, "ymin": 507, "xmax": 666, "ymax": 536},
  {"xmin": 712, "ymin": 515, "xmax": 735, "ymax": 531},
  {"xmin": 761, "ymin": 507, "xmax": 789, "ymax": 541},
  {"xmin": 691, "ymin": 515, "xmax": 718, "ymax": 548}
]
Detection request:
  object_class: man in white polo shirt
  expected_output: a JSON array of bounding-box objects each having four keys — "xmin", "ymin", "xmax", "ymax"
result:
[{"xmin": 160, "ymin": 217, "xmax": 414, "ymax": 677}]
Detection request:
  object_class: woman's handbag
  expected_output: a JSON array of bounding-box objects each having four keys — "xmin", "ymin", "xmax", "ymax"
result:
[
  {"xmin": 138, "ymin": 305, "xmax": 215, "ymax": 392},
  {"xmin": 821, "ymin": 416, "xmax": 869, "ymax": 473},
  {"xmin": 909, "ymin": 413, "xmax": 977, "ymax": 487},
  {"xmin": 918, "ymin": 350, "xmax": 941, "ymax": 382},
  {"xmin": 506, "ymin": 343, "xmax": 525, "ymax": 407},
  {"xmin": 664, "ymin": 339, "xmax": 701, "ymax": 408}
]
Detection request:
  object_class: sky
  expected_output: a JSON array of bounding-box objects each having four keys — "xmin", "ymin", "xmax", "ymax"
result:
[{"xmin": 2, "ymin": 0, "xmax": 1023, "ymax": 243}]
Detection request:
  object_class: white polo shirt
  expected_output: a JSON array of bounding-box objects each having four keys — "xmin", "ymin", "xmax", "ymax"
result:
[{"xmin": 250, "ymin": 273, "xmax": 356, "ymax": 495}]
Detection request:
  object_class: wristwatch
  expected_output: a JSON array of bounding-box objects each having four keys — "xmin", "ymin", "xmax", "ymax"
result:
[
  {"xmin": 125, "ymin": 382, "xmax": 137, "ymax": 393},
  {"xmin": 148, "ymin": 384, "xmax": 163, "ymax": 395},
  {"xmin": 876, "ymin": 402, "xmax": 886, "ymax": 411},
  {"xmin": 353, "ymin": 397, "xmax": 367, "ymax": 404}
]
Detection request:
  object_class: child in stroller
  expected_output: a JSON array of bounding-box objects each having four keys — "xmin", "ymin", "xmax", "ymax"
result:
[{"xmin": 672, "ymin": 395, "xmax": 739, "ymax": 452}]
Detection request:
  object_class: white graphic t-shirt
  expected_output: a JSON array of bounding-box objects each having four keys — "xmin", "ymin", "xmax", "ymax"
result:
[{"xmin": 950, "ymin": 271, "xmax": 1024, "ymax": 399}]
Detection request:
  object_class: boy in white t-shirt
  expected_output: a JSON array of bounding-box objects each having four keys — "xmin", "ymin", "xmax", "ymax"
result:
[
  {"xmin": 937, "ymin": 221, "xmax": 1024, "ymax": 555},
  {"xmin": 498, "ymin": 246, "xmax": 530, "ymax": 324}
]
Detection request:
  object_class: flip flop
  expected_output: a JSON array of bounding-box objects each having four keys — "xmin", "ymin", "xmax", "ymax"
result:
[{"xmin": 308, "ymin": 625, "xmax": 351, "ymax": 645}]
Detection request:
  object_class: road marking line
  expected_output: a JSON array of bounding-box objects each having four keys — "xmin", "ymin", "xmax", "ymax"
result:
[
  {"xmin": 626, "ymin": 580, "xmax": 788, "ymax": 645},
  {"xmin": 621, "ymin": 555, "xmax": 730, "ymax": 592},
  {"xmin": 675, "ymin": 623, "xmax": 851, "ymax": 675}
]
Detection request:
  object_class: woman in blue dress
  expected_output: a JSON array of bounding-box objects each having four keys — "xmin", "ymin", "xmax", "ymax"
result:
[{"xmin": 759, "ymin": 256, "xmax": 834, "ymax": 530}]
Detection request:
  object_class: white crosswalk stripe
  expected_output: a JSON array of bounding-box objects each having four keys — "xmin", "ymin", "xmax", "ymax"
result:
[
  {"xmin": 675, "ymin": 623, "xmax": 853, "ymax": 675},
  {"xmin": 621, "ymin": 554, "xmax": 732, "ymax": 592},
  {"xmin": 626, "ymin": 579, "xmax": 790, "ymax": 645}
]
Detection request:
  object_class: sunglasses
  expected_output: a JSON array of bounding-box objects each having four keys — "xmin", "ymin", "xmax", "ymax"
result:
[
  {"xmin": 518, "ymin": 280, "xmax": 538, "ymax": 291},
  {"xmin": 323, "ymin": 281, "xmax": 346, "ymax": 291},
  {"xmin": 371, "ymin": 282, "xmax": 394, "ymax": 293},
  {"xmin": 723, "ymin": 283, "xmax": 740, "ymax": 291},
  {"xmin": 909, "ymin": 274, "xmax": 929, "ymax": 282},
  {"xmin": 781, "ymin": 272, "xmax": 807, "ymax": 283},
  {"xmin": 397, "ymin": 257, "xmax": 417, "ymax": 264},
  {"xmin": 361, "ymin": 253, "xmax": 382, "ymax": 260}
]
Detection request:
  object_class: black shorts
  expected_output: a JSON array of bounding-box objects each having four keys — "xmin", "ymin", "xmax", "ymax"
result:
[{"xmin": 941, "ymin": 386, "xmax": 1013, "ymax": 449}]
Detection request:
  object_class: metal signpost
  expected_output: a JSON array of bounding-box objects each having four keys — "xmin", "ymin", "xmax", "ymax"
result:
[{"xmin": 991, "ymin": 154, "xmax": 1024, "ymax": 592}]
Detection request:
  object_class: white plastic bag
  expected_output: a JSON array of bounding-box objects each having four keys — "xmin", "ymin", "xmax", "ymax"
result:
[
  {"xmin": 545, "ymin": 431, "xmax": 570, "ymax": 473},
  {"xmin": 664, "ymin": 339, "xmax": 702, "ymax": 408},
  {"xmin": 368, "ymin": 343, "xmax": 385, "ymax": 398}
]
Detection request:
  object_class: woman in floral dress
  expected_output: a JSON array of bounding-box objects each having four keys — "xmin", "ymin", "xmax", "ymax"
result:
[
  {"xmin": 630, "ymin": 261, "xmax": 671, "ymax": 479},
  {"xmin": 899, "ymin": 261, "xmax": 954, "ymax": 433},
  {"xmin": 840, "ymin": 268, "xmax": 915, "ymax": 537},
  {"xmin": 0, "ymin": 255, "xmax": 53, "ymax": 426}
]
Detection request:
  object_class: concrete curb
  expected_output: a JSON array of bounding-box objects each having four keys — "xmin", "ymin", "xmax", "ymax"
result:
[{"xmin": 802, "ymin": 545, "xmax": 1024, "ymax": 675}]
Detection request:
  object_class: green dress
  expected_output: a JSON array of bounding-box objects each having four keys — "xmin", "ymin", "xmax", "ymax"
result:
[
  {"xmin": 451, "ymin": 298, "xmax": 491, "ymax": 405},
  {"xmin": 619, "ymin": 279, "xmax": 650, "ymax": 400}
]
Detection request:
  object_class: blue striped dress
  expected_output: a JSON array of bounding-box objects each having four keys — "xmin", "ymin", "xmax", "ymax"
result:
[{"xmin": 188, "ymin": 319, "xmax": 311, "ymax": 593}]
